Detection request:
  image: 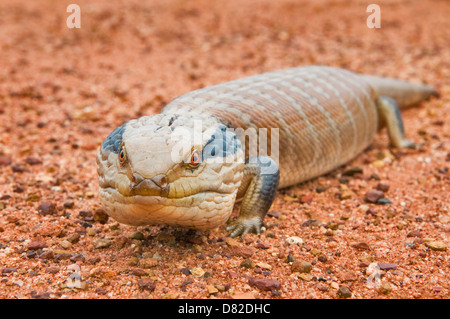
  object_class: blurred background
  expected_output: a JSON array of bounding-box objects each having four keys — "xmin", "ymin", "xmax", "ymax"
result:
[{"xmin": 1, "ymin": 0, "xmax": 447, "ymax": 125}]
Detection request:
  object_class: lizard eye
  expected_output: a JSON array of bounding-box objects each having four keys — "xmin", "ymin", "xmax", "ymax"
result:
[
  {"xmin": 119, "ymin": 147, "xmax": 127, "ymax": 164},
  {"xmin": 190, "ymin": 152, "xmax": 200, "ymax": 167}
]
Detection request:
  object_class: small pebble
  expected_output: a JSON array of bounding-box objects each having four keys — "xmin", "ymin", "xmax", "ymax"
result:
[
  {"xmin": 190, "ymin": 267, "xmax": 205, "ymax": 277},
  {"xmin": 78, "ymin": 210, "xmax": 94, "ymax": 221},
  {"xmin": 256, "ymin": 262, "xmax": 272, "ymax": 270},
  {"xmin": 93, "ymin": 209, "xmax": 109, "ymax": 224},
  {"xmin": 318, "ymin": 255, "xmax": 328, "ymax": 263},
  {"xmin": 379, "ymin": 282, "xmax": 392, "ymax": 295},
  {"xmin": 180, "ymin": 268, "xmax": 191, "ymax": 276},
  {"xmin": 93, "ymin": 238, "xmax": 112, "ymax": 249},
  {"xmin": 25, "ymin": 157, "xmax": 42, "ymax": 165},
  {"xmin": 95, "ymin": 288, "xmax": 108, "ymax": 295},
  {"xmin": 377, "ymin": 198, "xmax": 392, "ymax": 205},
  {"xmin": 39, "ymin": 250, "xmax": 54, "ymax": 260},
  {"xmin": 45, "ymin": 267, "xmax": 60, "ymax": 274},
  {"xmin": 366, "ymin": 207, "xmax": 377, "ymax": 216},
  {"xmin": 316, "ymin": 186, "xmax": 327, "ymax": 193},
  {"xmin": 240, "ymin": 258, "xmax": 256, "ymax": 269},
  {"xmin": 364, "ymin": 189, "xmax": 384, "ymax": 203},
  {"xmin": 285, "ymin": 236, "xmax": 303, "ymax": 245},
  {"xmin": 331, "ymin": 282, "xmax": 340, "ymax": 290},
  {"xmin": 140, "ymin": 258, "xmax": 158, "ymax": 269},
  {"xmin": 27, "ymin": 240, "xmax": 47, "ymax": 250},
  {"xmin": 66, "ymin": 233, "xmax": 80, "ymax": 244},
  {"xmin": 60, "ymin": 240, "xmax": 71, "ymax": 249},
  {"xmin": 87, "ymin": 228, "xmax": 96, "ymax": 236},
  {"xmin": 248, "ymin": 277, "xmax": 281, "ymax": 291},
  {"xmin": 63, "ymin": 201, "xmax": 75, "ymax": 209},
  {"xmin": 340, "ymin": 271, "xmax": 357, "ymax": 282},
  {"xmin": 255, "ymin": 241, "xmax": 271, "ymax": 249},
  {"xmin": 299, "ymin": 194, "xmax": 313, "ymax": 204},
  {"xmin": 224, "ymin": 246, "xmax": 255, "ymax": 258},
  {"xmin": 376, "ymin": 182, "xmax": 390, "ymax": 192},
  {"xmin": 285, "ymin": 253, "xmax": 296, "ymax": 263},
  {"xmin": 337, "ymin": 286, "xmax": 352, "ymax": 299},
  {"xmin": 302, "ymin": 219, "xmax": 323, "ymax": 227},
  {"xmin": 206, "ymin": 285, "xmax": 219, "ymax": 295},
  {"xmin": 351, "ymin": 242, "xmax": 371, "ymax": 251},
  {"xmin": 267, "ymin": 211, "xmax": 282, "ymax": 218},
  {"xmin": 316, "ymin": 283, "xmax": 329, "ymax": 292},
  {"xmin": 69, "ymin": 253, "xmax": 85, "ymax": 263},
  {"xmin": 156, "ymin": 233, "xmax": 176, "ymax": 243},
  {"xmin": 425, "ymin": 241, "xmax": 447, "ymax": 251},
  {"xmin": 129, "ymin": 231, "xmax": 145, "ymax": 240},
  {"xmin": 2, "ymin": 268, "xmax": 17, "ymax": 274},
  {"xmin": 128, "ymin": 257, "xmax": 139, "ymax": 266},
  {"xmin": 298, "ymin": 273, "xmax": 313, "ymax": 281},
  {"xmin": 37, "ymin": 202, "xmax": 57, "ymax": 216},
  {"xmin": 377, "ymin": 262, "xmax": 397, "ymax": 271},
  {"xmin": 137, "ymin": 278, "xmax": 156, "ymax": 292},
  {"xmin": 291, "ymin": 260, "xmax": 312, "ymax": 273},
  {"xmin": 53, "ymin": 249, "xmax": 71, "ymax": 260},
  {"xmin": 339, "ymin": 190, "xmax": 353, "ymax": 200},
  {"xmin": 129, "ymin": 269, "xmax": 147, "ymax": 277}
]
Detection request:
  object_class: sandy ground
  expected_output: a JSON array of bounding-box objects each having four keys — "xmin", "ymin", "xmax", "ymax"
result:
[{"xmin": 0, "ymin": 0, "xmax": 449, "ymax": 299}]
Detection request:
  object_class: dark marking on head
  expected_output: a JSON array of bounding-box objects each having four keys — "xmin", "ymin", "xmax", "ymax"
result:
[
  {"xmin": 168, "ymin": 116, "xmax": 176, "ymax": 127},
  {"xmin": 202, "ymin": 125, "xmax": 240, "ymax": 162},
  {"xmin": 101, "ymin": 122, "xmax": 127, "ymax": 154}
]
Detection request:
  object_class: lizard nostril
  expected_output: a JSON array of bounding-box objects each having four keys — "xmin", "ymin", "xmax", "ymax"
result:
[
  {"xmin": 153, "ymin": 174, "xmax": 168, "ymax": 189},
  {"xmin": 132, "ymin": 173, "xmax": 144, "ymax": 184}
]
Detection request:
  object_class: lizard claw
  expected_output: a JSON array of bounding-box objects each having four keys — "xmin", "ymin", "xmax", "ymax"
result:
[
  {"xmin": 226, "ymin": 216, "xmax": 262, "ymax": 238},
  {"xmin": 400, "ymin": 139, "xmax": 419, "ymax": 150}
]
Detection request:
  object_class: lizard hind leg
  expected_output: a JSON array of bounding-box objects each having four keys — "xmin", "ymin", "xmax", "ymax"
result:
[
  {"xmin": 226, "ymin": 156, "xmax": 280, "ymax": 237},
  {"xmin": 375, "ymin": 96, "xmax": 417, "ymax": 149}
]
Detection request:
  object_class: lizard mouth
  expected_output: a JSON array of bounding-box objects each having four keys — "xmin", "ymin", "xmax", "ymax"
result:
[{"xmin": 129, "ymin": 173, "xmax": 170, "ymax": 197}]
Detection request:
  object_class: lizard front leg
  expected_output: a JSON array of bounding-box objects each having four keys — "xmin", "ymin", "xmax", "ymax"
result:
[{"xmin": 226, "ymin": 156, "xmax": 280, "ymax": 237}]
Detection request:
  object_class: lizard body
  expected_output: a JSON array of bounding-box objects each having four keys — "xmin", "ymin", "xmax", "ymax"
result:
[{"xmin": 97, "ymin": 66, "xmax": 437, "ymax": 236}]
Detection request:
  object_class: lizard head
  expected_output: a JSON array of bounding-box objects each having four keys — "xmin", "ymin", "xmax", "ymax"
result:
[{"xmin": 96, "ymin": 114, "xmax": 245, "ymax": 230}]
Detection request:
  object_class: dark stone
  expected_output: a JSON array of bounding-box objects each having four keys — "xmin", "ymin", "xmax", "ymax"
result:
[
  {"xmin": 137, "ymin": 278, "xmax": 156, "ymax": 292},
  {"xmin": 377, "ymin": 263, "xmax": 397, "ymax": 271},
  {"xmin": 37, "ymin": 202, "xmax": 57, "ymax": 216},
  {"xmin": 337, "ymin": 286, "xmax": 352, "ymax": 299},
  {"xmin": 364, "ymin": 189, "xmax": 384, "ymax": 203},
  {"xmin": 248, "ymin": 277, "xmax": 281, "ymax": 291}
]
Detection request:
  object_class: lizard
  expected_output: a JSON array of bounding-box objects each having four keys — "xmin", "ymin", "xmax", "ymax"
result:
[{"xmin": 96, "ymin": 65, "xmax": 438, "ymax": 237}]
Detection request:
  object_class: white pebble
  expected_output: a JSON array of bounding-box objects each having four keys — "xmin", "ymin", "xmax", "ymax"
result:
[{"xmin": 285, "ymin": 236, "xmax": 303, "ymax": 245}]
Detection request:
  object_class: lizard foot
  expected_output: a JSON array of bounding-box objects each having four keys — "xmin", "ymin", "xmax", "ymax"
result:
[{"xmin": 226, "ymin": 216, "xmax": 262, "ymax": 238}]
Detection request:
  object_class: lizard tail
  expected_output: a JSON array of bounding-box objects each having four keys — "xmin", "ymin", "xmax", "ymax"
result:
[{"xmin": 362, "ymin": 74, "xmax": 439, "ymax": 109}]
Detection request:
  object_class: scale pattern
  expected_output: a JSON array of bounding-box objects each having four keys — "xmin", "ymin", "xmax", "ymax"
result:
[{"xmin": 163, "ymin": 66, "xmax": 378, "ymax": 188}]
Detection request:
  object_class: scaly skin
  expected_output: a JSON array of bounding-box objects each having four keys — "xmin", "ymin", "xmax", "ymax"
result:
[{"xmin": 97, "ymin": 66, "xmax": 438, "ymax": 236}]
